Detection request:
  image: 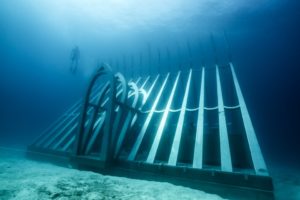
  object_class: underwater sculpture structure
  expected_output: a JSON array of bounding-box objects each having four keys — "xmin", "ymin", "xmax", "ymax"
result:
[{"xmin": 27, "ymin": 63, "xmax": 274, "ymax": 200}]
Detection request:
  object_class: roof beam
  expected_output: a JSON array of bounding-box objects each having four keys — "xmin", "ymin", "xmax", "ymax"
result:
[
  {"xmin": 193, "ymin": 67, "xmax": 205, "ymax": 169},
  {"xmin": 168, "ymin": 69, "xmax": 192, "ymax": 166},
  {"xmin": 216, "ymin": 66, "xmax": 233, "ymax": 172},
  {"xmin": 128, "ymin": 74, "xmax": 170, "ymax": 161},
  {"xmin": 230, "ymin": 63, "xmax": 267, "ymax": 175},
  {"xmin": 147, "ymin": 72, "xmax": 181, "ymax": 163}
]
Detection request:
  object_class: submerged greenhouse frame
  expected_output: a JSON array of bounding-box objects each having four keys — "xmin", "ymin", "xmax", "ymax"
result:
[{"xmin": 27, "ymin": 62, "xmax": 274, "ymax": 200}]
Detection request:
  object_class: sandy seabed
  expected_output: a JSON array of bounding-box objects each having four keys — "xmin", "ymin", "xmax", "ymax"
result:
[
  {"xmin": 0, "ymin": 149, "xmax": 226, "ymax": 200},
  {"xmin": 0, "ymin": 148, "xmax": 299, "ymax": 200}
]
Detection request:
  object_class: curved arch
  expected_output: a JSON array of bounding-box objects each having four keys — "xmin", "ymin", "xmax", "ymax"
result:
[
  {"xmin": 74, "ymin": 64, "xmax": 115, "ymax": 156},
  {"xmin": 73, "ymin": 64, "xmax": 143, "ymax": 164}
]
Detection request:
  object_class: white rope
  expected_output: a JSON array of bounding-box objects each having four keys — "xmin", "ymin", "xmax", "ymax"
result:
[
  {"xmin": 140, "ymin": 109, "xmax": 165, "ymax": 114},
  {"xmin": 140, "ymin": 104, "xmax": 240, "ymax": 114},
  {"xmin": 186, "ymin": 107, "xmax": 199, "ymax": 112},
  {"xmin": 224, "ymin": 105, "xmax": 240, "ymax": 109},
  {"xmin": 169, "ymin": 108, "xmax": 182, "ymax": 112},
  {"xmin": 204, "ymin": 106, "xmax": 219, "ymax": 110}
]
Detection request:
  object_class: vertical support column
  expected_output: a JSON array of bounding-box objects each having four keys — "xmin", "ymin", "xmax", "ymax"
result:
[
  {"xmin": 177, "ymin": 44, "xmax": 182, "ymax": 71},
  {"xmin": 186, "ymin": 40, "xmax": 192, "ymax": 66},
  {"xmin": 216, "ymin": 66, "xmax": 233, "ymax": 172},
  {"xmin": 139, "ymin": 53, "xmax": 143, "ymax": 76},
  {"xmin": 128, "ymin": 74, "xmax": 170, "ymax": 161},
  {"xmin": 116, "ymin": 60, "xmax": 120, "ymax": 72},
  {"xmin": 147, "ymin": 43, "xmax": 152, "ymax": 75},
  {"xmin": 168, "ymin": 70, "xmax": 192, "ymax": 166},
  {"xmin": 230, "ymin": 63, "xmax": 268, "ymax": 175},
  {"xmin": 130, "ymin": 54, "xmax": 134, "ymax": 78},
  {"xmin": 193, "ymin": 67, "xmax": 205, "ymax": 169},
  {"xmin": 122, "ymin": 54, "xmax": 126, "ymax": 76},
  {"xmin": 166, "ymin": 47, "xmax": 171, "ymax": 73},
  {"xmin": 146, "ymin": 72, "xmax": 181, "ymax": 163},
  {"xmin": 157, "ymin": 48, "xmax": 161, "ymax": 68}
]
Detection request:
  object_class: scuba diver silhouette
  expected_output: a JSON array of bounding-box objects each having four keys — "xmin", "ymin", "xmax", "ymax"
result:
[{"xmin": 70, "ymin": 46, "xmax": 80, "ymax": 74}]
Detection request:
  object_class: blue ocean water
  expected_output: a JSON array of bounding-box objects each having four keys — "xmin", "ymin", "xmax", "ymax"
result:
[{"xmin": 0, "ymin": 1, "xmax": 300, "ymax": 199}]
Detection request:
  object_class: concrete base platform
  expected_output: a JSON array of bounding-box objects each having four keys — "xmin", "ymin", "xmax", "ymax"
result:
[{"xmin": 26, "ymin": 149, "xmax": 274, "ymax": 200}]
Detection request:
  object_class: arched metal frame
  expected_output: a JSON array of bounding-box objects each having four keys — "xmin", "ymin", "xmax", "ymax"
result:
[
  {"xmin": 73, "ymin": 65, "xmax": 130, "ymax": 163},
  {"xmin": 74, "ymin": 65, "xmax": 117, "ymax": 161},
  {"xmin": 73, "ymin": 64, "xmax": 143, "ymax": 165},
  {"xmin": 27, "ymin": 63, "xmax": 274, "ymax": 200}
]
